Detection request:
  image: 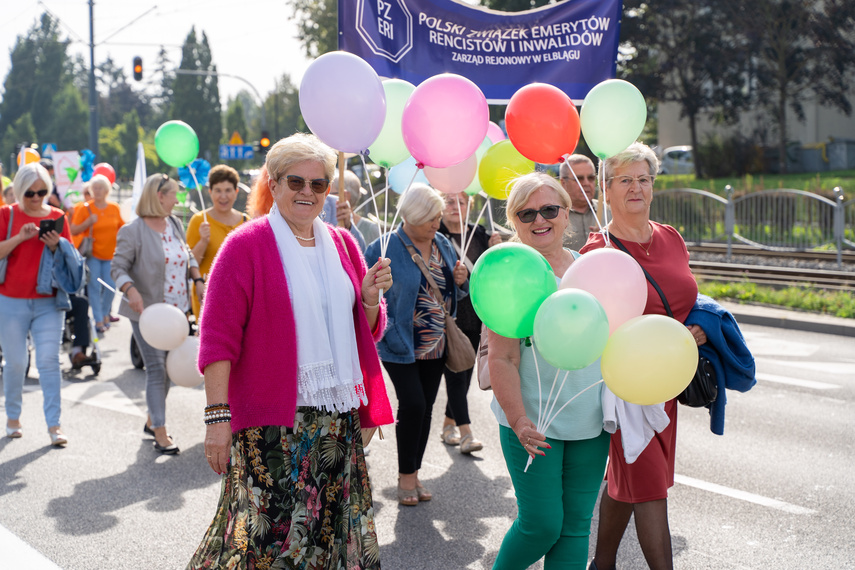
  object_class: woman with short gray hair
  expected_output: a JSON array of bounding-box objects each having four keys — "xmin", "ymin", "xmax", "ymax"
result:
[{"xmin": 365, "ymin": 183, "xmax": 468, "ymax": 506}]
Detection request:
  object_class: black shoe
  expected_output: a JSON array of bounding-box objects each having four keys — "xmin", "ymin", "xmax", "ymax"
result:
[
  {"xmin": 143, "ymin": 424, "xmax": 155, "ymax": 437},
  {"xmin": 153, "ymin": 441, "xmax": 180, "ymax": 455}
]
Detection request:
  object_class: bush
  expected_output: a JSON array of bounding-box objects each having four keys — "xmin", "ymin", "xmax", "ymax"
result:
[
  {"xmin": 698, "ymin": 280, "xmax": 855, "ymax": 318},
  {"xmin": 696, "ymin": 133, "xmax": 764, "ymax": 178}
]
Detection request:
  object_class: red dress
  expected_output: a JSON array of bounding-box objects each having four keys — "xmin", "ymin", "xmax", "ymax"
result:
[{"xmin": 581, "ymin": 222, "xmax": 698, "ymax": 502}]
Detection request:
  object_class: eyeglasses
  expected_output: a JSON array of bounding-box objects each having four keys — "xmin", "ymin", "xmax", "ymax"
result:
[
  {"xmin": 516, "ymin": 205, "xmax": 564, "ymax": 223},
  {"xmin": 24, "ymin": 188, "xmax": 49, "ymax": 198},
  {"xmin": 562, "ymin": 175, "xmax": 598, "ymax": 183},
  {"xmin": 281, "ymin": 175, "xmax": 329, "ymax": 194},
  {"xmin": 607, "ymin": 175, "xmax": 655, "ymax": 189}
]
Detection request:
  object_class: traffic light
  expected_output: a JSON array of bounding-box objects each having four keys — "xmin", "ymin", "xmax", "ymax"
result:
[
  {"xmin": 259, "ymin": 131, "xmax": 271, "ymax": 154},
  {"xmin": 133, "ymin": 57, "xmax": 142, "ymax": 81}
]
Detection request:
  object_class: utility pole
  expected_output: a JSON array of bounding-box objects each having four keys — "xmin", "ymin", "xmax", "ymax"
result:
[{"xmin": 88, "ymin": 0, "xmax": 99, "ymax": 159}]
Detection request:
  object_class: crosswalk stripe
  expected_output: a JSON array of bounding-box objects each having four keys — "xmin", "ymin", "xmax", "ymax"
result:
[
  {"xmin": 0, "ymin": 524, "xmax": 63, "ymax": 569},
  {"xmin": 675, "ymin": 474, "xmax": 815, "ymax": 515},
  {"xmin": 59, "ymin": 380, "xmax": 145, "ymax": 418},
  {"xmin": 755, "ymin": 372, "xmax": 839, "ymax": 390}
]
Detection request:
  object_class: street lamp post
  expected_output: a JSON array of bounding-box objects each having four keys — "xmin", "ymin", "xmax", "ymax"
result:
[{"xmin": 173, "ymin": 69, "xmax": 267, "ymax": 129}]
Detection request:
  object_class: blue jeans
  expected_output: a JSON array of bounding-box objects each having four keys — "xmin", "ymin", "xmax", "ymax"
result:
[
  {"xmin": 0, "ymin": 294, "xmax": 65, "ymax": 428},
  {"xmin": 86, "ymin": 257, "xmax": 115, "ymax": 322},
  {"xmin": 130, "ymin": 320, "xmax": 170, "ymax": 428}
]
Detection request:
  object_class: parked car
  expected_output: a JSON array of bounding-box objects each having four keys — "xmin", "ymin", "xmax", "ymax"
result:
[{"xmin": 659, "ymin": 145, "xmax": 694, "ymax": 174}]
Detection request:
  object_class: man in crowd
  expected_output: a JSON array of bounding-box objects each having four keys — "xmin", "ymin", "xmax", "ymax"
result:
[{"xmin": 559, "ymin": 154, "xmax": 600, "ymax": 251}]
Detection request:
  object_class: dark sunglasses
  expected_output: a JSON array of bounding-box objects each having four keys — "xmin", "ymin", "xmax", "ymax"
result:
[
  {"xmin": 516, "ymin": 205, "xmax": 564, "ymax": 224},
  {"xmin": 24, "ymin": 188, "xmax": 49, "ymax": 198},
  {"xmin": 282, "ymin": 175, "xmax": 329, "ymax": 194}
]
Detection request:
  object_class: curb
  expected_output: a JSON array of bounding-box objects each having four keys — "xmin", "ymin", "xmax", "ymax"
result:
[{"xmin": 723, "ymin": 302, "xmax": 855, "ymax": 338}]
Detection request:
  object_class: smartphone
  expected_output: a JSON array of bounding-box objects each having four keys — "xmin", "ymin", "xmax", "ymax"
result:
[{"xmin": 38, "ymin": 217, "xmax": 65, "ymax": 238}]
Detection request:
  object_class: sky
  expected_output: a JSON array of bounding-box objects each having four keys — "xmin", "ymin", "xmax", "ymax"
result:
[{"xmin": 0, "ymin": 0, "xmax": 314, "ymax": 105}]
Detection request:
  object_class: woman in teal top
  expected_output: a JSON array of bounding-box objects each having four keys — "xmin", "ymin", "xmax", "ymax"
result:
[{"xmin": 488, "ymin": 172, "xmax": 609, "ymax": 570}]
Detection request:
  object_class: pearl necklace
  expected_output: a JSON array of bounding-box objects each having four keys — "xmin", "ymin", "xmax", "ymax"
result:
[{"xmin": 294, "ymin": 234, "xmax": 315, "ymax": 242}]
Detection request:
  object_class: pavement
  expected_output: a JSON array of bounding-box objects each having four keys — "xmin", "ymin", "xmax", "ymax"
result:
[{"xmin": 721, "ymin": 300, "xmax": 855, "ymax": 337}]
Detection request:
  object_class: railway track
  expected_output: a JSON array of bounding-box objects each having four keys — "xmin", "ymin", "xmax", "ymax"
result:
[
  {"xmin": 689, "ymin": 260, "xmax": 855, "ymax": 291},
  {"xmin": 687, "ymin": 243, "xmax": 855, "ymax": 264}
]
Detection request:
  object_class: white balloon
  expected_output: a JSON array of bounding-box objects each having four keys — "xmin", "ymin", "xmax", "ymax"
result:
[
  {"xmin": 166, "ymin": 336, "xmax": 204, "ymax": 388},
  {"xmin": 139, "ymin": 303, "xmax": 187, "ymax": 351}
]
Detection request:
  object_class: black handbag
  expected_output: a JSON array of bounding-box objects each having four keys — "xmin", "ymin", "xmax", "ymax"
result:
[{"xmin": 609, "ymin": 234, "xmax": 718, "ymax": 408}]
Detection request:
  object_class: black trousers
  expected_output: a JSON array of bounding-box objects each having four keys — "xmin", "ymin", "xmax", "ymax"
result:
[
  {"xmin": 443, "ymin": 328, "xmax": 481, "ymax": 426},
  {"xmin": 68, "ymin": 294, "xmax": 90, "ymax": 349},
  {"xmin": 383, "ymin": 358, "xmax": 446, "ymax": 474}
]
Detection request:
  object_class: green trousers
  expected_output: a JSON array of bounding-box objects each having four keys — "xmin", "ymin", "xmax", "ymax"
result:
[{"xmin": 493, "ymin": 426, "xmax": 609, "ymax": 570}]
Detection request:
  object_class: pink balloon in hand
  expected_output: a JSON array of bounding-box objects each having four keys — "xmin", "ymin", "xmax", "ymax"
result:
[
  {"xmin": 559, "ymin": 248, "xmax": 647, "ymax": 334},
  {"xmin": 402, "ymin": 73, "xmax": 489, "ymax": 169},
  {"xmin": 424, "ymin": 153, "xmax": 478, "ymax": 194}
]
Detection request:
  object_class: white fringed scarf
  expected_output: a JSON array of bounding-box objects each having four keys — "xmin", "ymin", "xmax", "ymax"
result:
[{"xmin": 267, "ymin": 203, "xmax": 366, "ymax": 412}]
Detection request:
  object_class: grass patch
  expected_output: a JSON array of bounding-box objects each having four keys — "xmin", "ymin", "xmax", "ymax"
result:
[
  {"xmin": 698, "ymin": 280, "xmax": 855, "ymax": 319},
  {"xmin": 657, "ymin": 169, "xmax": 855, "ymax": 197}
]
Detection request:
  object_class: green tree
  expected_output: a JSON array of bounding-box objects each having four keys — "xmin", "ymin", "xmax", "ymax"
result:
[
  {"xmin": 171, "ymin": 28, "xmax": 223, "ymax": 162},
  {"xmin": 118, "ymin": 110, "xmax": 142, "ymax": 179},
  {"xmin": 1, "ymin": 114, "xmax": 38, "ymax": 168},
  {"xmin": 98, "ymin": 124, "xmax": 125, "ymax": 174},
  {"xmin": 224, "ymin": 98, "xmax": 248, "ymax": 143},
  {"xmin": 148, "ymin": 46, "xmax": 176, "ymax": 130},
  {"xmin": 290, "ymin": 0, "xmax": 338, "ymax": 57},
  {"xmin": 740, "ymin": 0, "xmax": 855, "ymax": 173},
  {"xmin": 97, "ymin": 56, "xmax": 151, "ymax": 129},
  {"xmin": 42, "ymin": 83, "xmax": 88, "ymax": 153}
]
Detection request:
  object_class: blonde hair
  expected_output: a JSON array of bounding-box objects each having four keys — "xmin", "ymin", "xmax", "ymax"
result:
[
  {"xmin": 265, "ymin": 133, "xmax": 336, "ymax": 183},
  {"xmin": 398, "ymin": 183, "xmax": 444, "ymax": 226},
  {"xmin": 506, "ymin": 172, "xmax": 570, "ymax": 236},
  {"xmin": 12, "ymin": 163, "xmax": 53, "ymax": 203},
  {"xmin": 89, "ymin": 174, "xmax": 112, "ymax": 197},
  {"xmin": 136, "ymin": 174, "xmax": 177, "ymax": 217}
]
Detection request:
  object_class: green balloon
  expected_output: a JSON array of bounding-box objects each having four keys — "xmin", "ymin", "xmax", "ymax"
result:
[
  {"xmin": 533, "ymin": 289, "xmax": 610, "ymax": 370},
  {"xmin": 470, "ymin": 243, "xmax": 557, "ymax": 339},
  {"xmin": 463, "ymin": 136, "xmax": 493, "ymax": 196},
  {"xmin": 368, "ymin": 79, "xmax": 415, "ymax": 169},
  {"xmin": 155, "ymin": 120, "xmax": 199, "ymax": 168},
  {"xmin": 580, "ymin": 79, "xmax": 647, "ymax": 160}
]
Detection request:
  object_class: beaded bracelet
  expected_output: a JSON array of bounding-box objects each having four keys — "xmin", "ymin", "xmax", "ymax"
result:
[
  {"xmin": 205, "ymin": 402, "xmax": 230, "ymax": 412},
  {"xmin": 362, "ymin": 298, "xmax": 380, "ymax": 309},
  {"xmin": 204, "ymin": 417, "xmax": 231, "ymax": 425}
]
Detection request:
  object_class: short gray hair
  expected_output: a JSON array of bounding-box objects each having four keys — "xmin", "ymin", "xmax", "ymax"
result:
[
  {"xmin": 398, "ymin": 183, "xmax": 444, "ymax": 226},
  {"xmin": 331, "ymin": 170, "xmax": 364, "ymax": 203},
  {"xmin": 265, "ymin": 133, "xmax": 336, "ymax": 182},
  {"xmin": 13, "ymin": 163, "xmax": 53, "ymax": 203},
  {"xmin": 559, "ymin": 154, "xmax": 595, "ymax": 179},
  {"xmin": 602, "ymin": 142, "xmax": 659, "ymax": 181},
  {"xmin": 89, "ymin": 174, "xmax": 112, "ymax": 196}
]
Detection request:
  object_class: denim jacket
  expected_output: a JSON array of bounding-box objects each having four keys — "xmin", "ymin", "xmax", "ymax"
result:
[
  {"xmin": 36, "ymin": 237, "xmax": 85, "ymax": 311},
  {"xmin": 365, "ymin": 225, "xmax": 468, "ymax": 364}
]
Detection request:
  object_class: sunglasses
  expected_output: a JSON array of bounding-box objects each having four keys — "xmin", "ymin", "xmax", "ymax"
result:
[
  {"xmin": 282, "ymin": 175, "xmax": 329, "ymax": 193},
  {"xmin": 157, "ymin": 174, "xmax": 170, "ymax": 192},
  {"xmin": 24, "ymin": 188, "xmax": 49, "ymax": 198},
  {"xmin": 516, "ymin": 205, "xmax": 564, "ymax": 223}
]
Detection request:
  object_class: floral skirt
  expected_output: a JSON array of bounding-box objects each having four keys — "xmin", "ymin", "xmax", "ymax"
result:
[{"xmin": 187, "ymin": 407, "xmax": 381, "ymax": 570}]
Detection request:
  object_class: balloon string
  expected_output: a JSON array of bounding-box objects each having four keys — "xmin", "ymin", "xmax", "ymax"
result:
[
  {"xmin": 567, "ymin": 164, "xmax": 604, "ymax": 234},
  {"xmin": 541, "ymin": 370, "xmax": 568, "ymax": 433},
  {"xmin": 525, "ymin": 338, "xmax": 543, "ymax": 473},
  {"xmin": 383, "ymin": 175, "xmax": 390, "ymax": 238},
  {"xmin": 463, "ymin": 198, "xmax": 491, "ymax": 259},
  {"xmin": 97, "ymin": 278, "xmax": 129, "ymax": 304},
  {"xmin": 358, "ymin": 155, "xmax": 383, "ymax": 238},
  {"xmin": 599, "ymin": 158, "xmax": 610, "ymax": 247},
  {"xmin": 539, "ymin": 369, "xmax": 562, "ymax": 433},
  {"xmin": 188, "ymin": 166, "xmax": 207, "ymax": 223},
  {"xmin": 542, "ymin": 379, "xmax": 604, "ymax": 435},
  {"xmin": 456, "ymin": 199, "xmax": 465, "ymax": 263},
  {"xmin": 381, "ymin": 168, "xmax": 418, "ymax": 258}
]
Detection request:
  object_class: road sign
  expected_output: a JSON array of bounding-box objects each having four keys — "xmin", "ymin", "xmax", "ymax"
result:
[
  {"xmin": 42, "ymin": 143, "xmax": 57, "ymax": 158},
  {"xmin": 218, "ymin": 144, "xmax": 255, "ymax": 160},
  {"xmin": 228, "ymin": 131, "xmax": 244, "ymax": 145}
]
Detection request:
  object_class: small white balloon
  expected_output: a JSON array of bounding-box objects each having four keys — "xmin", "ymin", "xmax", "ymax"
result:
[
  {"xmin": 166, "ymin": 336, "xmax": 204, "ymax": 388},
  {"xmin": 139, "ymin": 303, "xmax": 187, "ymax": 351}
]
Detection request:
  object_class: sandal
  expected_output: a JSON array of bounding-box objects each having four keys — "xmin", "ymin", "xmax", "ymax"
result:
[
  {"xmin": 416, "ymin": 484, "xmax": 432, "ymax": 502},
  {"xmin": 459, "ymin": 433, "xmax": 484, "ymax": 454},
  {"xmin": 440, "ymin": 424, "xmax": 460, "ymax": 446},
  {"xmin": 397, "ymin": 484, "xmax": 419, "ymax": 506}
]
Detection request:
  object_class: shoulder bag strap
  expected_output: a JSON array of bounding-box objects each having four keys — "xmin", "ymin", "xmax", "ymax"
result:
[
  {"xmin": 5, "ymin": 206, "xmax": 13, "ymax": 240},
  {"xmin": 86, "ymin": 203, "xmax": 94, "ymax": 238},
  {"xmin": 396, "ymin": 232, "xmax": 450, "ymax": 315},
  {"xmin": 608, "ymin": 232, "xmax": 674, "ymax": 319}
]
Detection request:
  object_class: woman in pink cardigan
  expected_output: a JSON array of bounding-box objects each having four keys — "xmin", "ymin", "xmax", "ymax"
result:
[{"xmin": 188, "ymin": 133, "xmax": 394, "ymax": 570}]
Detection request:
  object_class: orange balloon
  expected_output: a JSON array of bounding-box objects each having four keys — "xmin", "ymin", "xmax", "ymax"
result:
[
  {"xmin": 506, "ymin": 83, "xmax": 580, "ymax": 165},
  {"xmin": 17, "ymin": 148, "xmax": 41, "ymax": 166}
]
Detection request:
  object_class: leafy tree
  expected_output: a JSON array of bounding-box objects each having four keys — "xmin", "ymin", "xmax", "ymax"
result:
[
  {"xmin": 98, "ymin": 124, "xmax": 124, "ymax": 174},
  {"xmin": 148, "ymin": 46, "xmax": 176, "ymax": 130},
  {"xmin": 739, "ymin": 0, "xmax": 855, "ymax": 173},
  {"xmin": 97, "ymin": 56, "xmax": 151, "ymax": 129},
  {"xmin": 171, "ymin": 28, "xmax": 222, "ymax": 162},
  {"xmin": 1, "ymin": 114, "xmax": 38, "ymax": 168},
  {"xmin": 224, "ymin": 99, "xmax": 248, "ymax": 143},
  {"xmin": 290, "ymin": 0, "xmax": 338, "ymax": 57},
  {"xmin": 42, "ymin": 83, "xmax": 88, "ymax": 153},
  {"xmin": 619, "ymin": 0, "xmax": 749, "ymax": 177},
  {"xmin": 118, "ymin": 110, "xmax": 141, "ymax": 178}
]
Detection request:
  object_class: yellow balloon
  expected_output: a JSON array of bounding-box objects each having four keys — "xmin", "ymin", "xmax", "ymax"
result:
[
  {"xmin": 477, "ymin": 139, "xmax": 535, "ymax": 200},
  {"xmin": 17, "ymin": 148, "xmax": 41, "ymax": 166},
  {"xmin": 600, "ymin": 315, "xmax": 698, "ymax": 405}
]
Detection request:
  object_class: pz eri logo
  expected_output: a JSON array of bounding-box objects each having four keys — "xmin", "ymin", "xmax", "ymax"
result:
[{"xmin": 355, "ymin": 0, "xmax": 413, "ymax": 63}]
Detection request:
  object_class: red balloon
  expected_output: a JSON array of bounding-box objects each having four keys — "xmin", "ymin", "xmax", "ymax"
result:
[
  {"xmin": 505, "ymin": 83, "xmax": 580, "ymax": 165},
  {"xmin": 93, "ymin": 162, "xmax": 116, "ymax": 185}
]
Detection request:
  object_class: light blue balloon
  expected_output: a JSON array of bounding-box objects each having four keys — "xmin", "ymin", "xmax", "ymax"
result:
[{"xmin": 388, "ymin": 155, "xmax": 429, "ymax": 194}]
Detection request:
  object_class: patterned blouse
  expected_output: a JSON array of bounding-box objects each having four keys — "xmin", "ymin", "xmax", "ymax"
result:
[
  {"xmin": 161, "ymin": 224, "xmax": 189, "ymax": 312},
  {"xmin": 413, "ymin": 242, "xmax": 453, "ymax": 360}
]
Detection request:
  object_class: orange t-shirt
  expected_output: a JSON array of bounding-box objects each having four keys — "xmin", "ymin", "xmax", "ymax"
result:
[
  {"xmin": 69, "ymin": 202, "xmax": 88, "ymax": 248},
  {"xmin": 0, "ymin": 204, "xmax": 73, "ymax": 299},
  {"xmin": 70, "ymin": 201, "xmax": 124, "ymax": 260}
]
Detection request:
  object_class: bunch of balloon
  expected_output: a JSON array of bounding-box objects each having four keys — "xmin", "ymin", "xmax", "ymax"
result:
[
  {"xmin": 505, "ymin": 83, "xmax": 580, "ymax": 165},
  {"xmin": 368, "ymin": 78, "xmax": 415, "ymax": 169},
  {"xmin": 469, "ymin": 243, "xmax": 556, "ymax": 339},
  {"xmin": 478, "ymin": 140, "xmax": 535, "ymax": 200}
]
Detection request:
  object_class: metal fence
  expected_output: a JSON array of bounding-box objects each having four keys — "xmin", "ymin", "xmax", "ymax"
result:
[{"xmin": 648, "ymin": 186, "xmax": 852, "ymax": 267}]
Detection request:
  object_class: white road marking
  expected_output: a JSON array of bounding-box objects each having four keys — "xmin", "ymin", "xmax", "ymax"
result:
[
  {"xmin": 675, "ymin": 474, "xmax": 816, "ymax": 515},
  {"xmin": 0, "ymin": 524, "xmax": 63, "ymax": 569},
  {"xmin": 755, "ymin": 372, "xmax": 839, "ymax": 390},
  {"xmin": 59, "ymin": 380, "xmax": 145, "ymax": 418},
  {"xmin": 758, "ymin": 359, "xmax": 855, "ymax": 376}
]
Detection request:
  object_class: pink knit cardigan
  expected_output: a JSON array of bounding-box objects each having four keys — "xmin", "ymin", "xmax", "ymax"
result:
[{"xmin": 198, "ymin": 217, "xmax": 394, "ymax": 432}]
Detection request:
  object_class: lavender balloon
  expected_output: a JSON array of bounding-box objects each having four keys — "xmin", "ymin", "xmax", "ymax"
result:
[{"xmin": 299, "ymin": 52, "xmax": 386, "ymax": 153}]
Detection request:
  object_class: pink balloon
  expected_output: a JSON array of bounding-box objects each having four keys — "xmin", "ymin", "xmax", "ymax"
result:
[
  {"xmin": 93, "ymin": 162, "xmax": 116, "ymax": 185},
  {"xmin": 424, "ymin": 153, "xmax": 478, "ymax": 194},
  {"xmin": 402, "ymin": 73, "xmax": 488, "ymax": 168},
  {"xmin": 559, "ymin": 248, "xmax": 647, "ymax": 334},
  {"xmin": 486, "ymin": 121, "xmax": 506, "ymax": 143}
]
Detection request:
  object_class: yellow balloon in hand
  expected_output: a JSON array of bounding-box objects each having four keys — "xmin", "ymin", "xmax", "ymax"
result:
[{"xmin": 601, "ymin": 315, "xmax": 698, "ymax": 405}]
